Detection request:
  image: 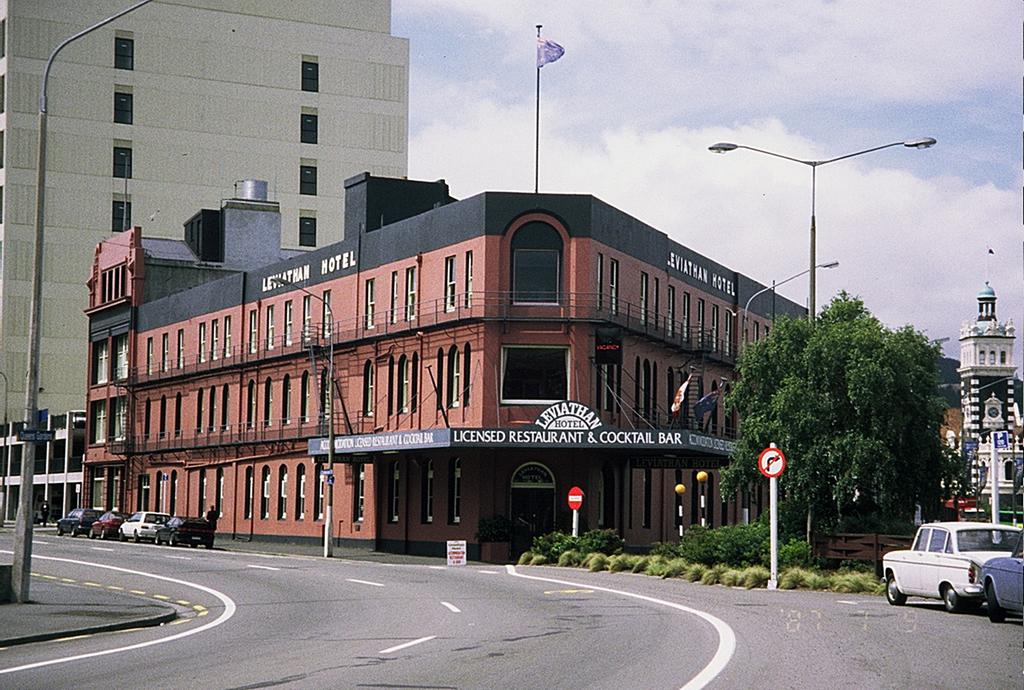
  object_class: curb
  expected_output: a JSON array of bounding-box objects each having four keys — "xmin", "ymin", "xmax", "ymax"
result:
[{"xmin": 0, "ymin": 607, "xmax": 176, "ymax": 648}]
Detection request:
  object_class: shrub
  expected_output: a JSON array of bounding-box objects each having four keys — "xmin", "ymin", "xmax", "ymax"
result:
[
  {"xmin": 677, "ymin": 523, "xmax": 769, "ymax": 568},
  {"xmin": 701, "ymin": 564, "xmax": 728, "ymax": 586},
  {"xmin": 645, "ymin": 558, "xmax": 670, "ymax": 578},
  {"xmin": 804, "ymin": 572, "xmax": 830, "ymax": 590},
  {"xmin": 531, "ymin": 532, "xmax": 579, "ymax": 561},
  {"xmin": 719, "ymin": 569, "xmax": 743, "ymax": 587},
  {"xmin": 631, "ymin": 556, "xmax": 653, "ymax": 574},
  {"xmin": 475, "ymin": 515, "xmax": 512, "ymax": 543},
  {"xmin": 685, "ymin": 563, "xmax": 708, "ymax": 582},
  {"xmin": 607, "ymin": 554, "xmax": 639, "ymax": 572},
  {"xmin": 829, "ymin": 571, "xmax": 880, "ymax": 594},
  {"xmin": 587, "ymin": 553, "xmax": 610, "ymax": 572},
  {"xmin": 649, "ymin": 542, "xmax": 682, "ymax": 559},
  {"xmin": 779, "ymin": 567, "xmax": 812, "ymax": 590},
  {"xmin": 577, "ymin": 529, "xmax": 625, "ymax": 556},
  {"xmin": 741, "ymin": 565, "xmax": 770, "ymax": 589},
  {"xmin": 661, "ymin": 558, "xmax": 689, "ymax": 579},
  {"xmin": 778, "ymin": 539, "xmax": 815, "ymax": 569},
  {"xmin": 529, "ymin": 554, "xmax": 548, "ymax": 566},
  {"xmin": 557, "ymin": 550, "xmax": 583, "ymax": 568},
  {"xmin": 517, "ymin": 551, "xmax": 535, "ymax": 565}
]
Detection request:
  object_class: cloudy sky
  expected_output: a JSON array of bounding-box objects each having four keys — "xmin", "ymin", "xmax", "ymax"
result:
[{"xmin": 392, "ymin": 1, "xmax": 1021, "ymax": 364}]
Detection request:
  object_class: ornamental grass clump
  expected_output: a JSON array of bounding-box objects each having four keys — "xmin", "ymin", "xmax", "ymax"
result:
[
  {"xmin": 804, "ymin": 572, "xmax": 830, "ymax": 591},
  {"xmin": 779, "ymin": 567, "xmax": 813, "ymax": 590},
  {"xmin": 660, "ymin": 558, "xmax": 689, "ymax": 579},
  {"xmin": 517, "ymin": 551, "xmax": 535, "ymax": 566},
  {"xmin": 557, "ymin": 550, "xmax": 583, "ymax": 568},
  {"xmin": 719, "ymin": 568, "xmax": 744, "ymax": 587},
  {"xmin": 740, "ymin": 565, "xmax": 770, "ymax": 589},
  {"xmin": 607, "ymin": 554, "xmax": 639, "ymax": 573},
  {"xmin": 684, "ymin": 563, "xmax": 708, "ymax": 582},
  {"xmin": 631, "ymin": 556, "xmax": 653, "ymax": 574},
  {"xmin": 829, "ymin": 571, "xmax": 880, "ymax": 594},
  {"xmin": 700, "ymin": 564, "xmax": 728, "ymax": 586},
  {"xmin": 529, "ymin": 554, "xmax": 548, "ymax": 566},
  {"xmin": 587, "ymin": 553, "xmax": 610, "ymax": 572}
]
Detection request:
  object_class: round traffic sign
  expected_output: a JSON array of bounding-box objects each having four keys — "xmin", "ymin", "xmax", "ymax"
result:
[
  {"xmin": 567, "ymin": 486, "xmax": 584, "ymax": 511},
  {"xmin": 758, "ymin": 446, "xmax": 786, "ymax": 479}
]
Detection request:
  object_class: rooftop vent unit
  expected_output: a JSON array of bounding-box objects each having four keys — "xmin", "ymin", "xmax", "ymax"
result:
[{"xmin": 235, "ymin": 179, "xmax": 268, "ymax": 202}]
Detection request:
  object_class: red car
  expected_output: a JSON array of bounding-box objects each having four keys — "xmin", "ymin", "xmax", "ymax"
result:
[{"xmin": 89, "ymin": 511, "xmax": 127, "ymax": 540}]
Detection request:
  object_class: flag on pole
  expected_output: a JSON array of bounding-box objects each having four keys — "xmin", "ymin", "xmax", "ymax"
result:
[
  {"xmin": 670, "ymin": 372, "xmax": 694, "ymax": 415},
  {"xmin": 537, "ymin": 37, "xmax": 564, "ymax": 68},
  {"xmin": 693, "ymin": 390, "xmax": 719, "ymax": 420}
]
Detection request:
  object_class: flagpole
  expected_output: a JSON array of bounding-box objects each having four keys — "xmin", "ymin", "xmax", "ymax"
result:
[{"xmin": 535, "ymin": 24, "xmax": 542, "ymax": 194}]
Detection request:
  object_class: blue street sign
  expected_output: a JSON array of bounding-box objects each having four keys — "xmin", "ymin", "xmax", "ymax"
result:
[
  {"xmin": 964, "ymin": 439, "xmax": 978, "ymax": 451},
  {"xmin": 18, "ymin": 429, "xmax": 54, "ymax": 443},
  {"xmin": 994, "ymin": 431, "xmax": 1009, "ymax": 450},
  {"xmin": 320, "ymin": 468, "xmax": 334, "ymax": 476}
]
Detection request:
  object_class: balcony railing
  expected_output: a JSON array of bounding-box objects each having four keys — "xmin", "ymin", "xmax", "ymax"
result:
[
  {"xmin": 107, "ymin": 417, "xmax": 330, "ymax": 456},
  {"xmin": 129, "ymin": 291, "xmax": 738, "ymax": 387}
]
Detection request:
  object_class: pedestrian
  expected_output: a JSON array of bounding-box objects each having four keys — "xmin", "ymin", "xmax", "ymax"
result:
[
  {"xmin": 205, "ymin": 505, "xmax": 218, "ymax": 530},
  {"xmin": 40, "ymin": 501, "xmax": 49, "ymax": 527}
]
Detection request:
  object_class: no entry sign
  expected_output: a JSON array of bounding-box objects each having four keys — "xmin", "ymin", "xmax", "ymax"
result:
[{"xmin": 567, "ymin": 486, "xmax": 584, "ymax": 511}]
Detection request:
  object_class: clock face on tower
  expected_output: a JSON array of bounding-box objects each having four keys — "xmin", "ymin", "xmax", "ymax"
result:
[{"xmin": 986, "ymin": 406, "xmax": 1000, "ymax": 418}]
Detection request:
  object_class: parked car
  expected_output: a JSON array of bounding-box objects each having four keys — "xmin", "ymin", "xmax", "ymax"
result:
[
  {"xmin": 155, "ymin": 517, "xmax": 215, "ymax": 549},
  {"xmin": 884, "ymin": 521, "xmax": 1022, "ymax": 612},
  {"xmin": 118, "ymin": 511, "xmax": 171, "ymax": 543},
  {"xmin": 89, "ymin": 511, "xmax": 126, "ymax": 540},
  {"xmin": 980, "ymin": 532, "xmax": 1023, "ymax": 622},
  {"xmin": 56, "ymin": 508, "xmax": 102, "ymax": 537}
]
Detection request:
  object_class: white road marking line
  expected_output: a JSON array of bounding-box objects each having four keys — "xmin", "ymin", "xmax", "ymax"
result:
[
  {"xmin": 346, "ymin": 578, "xmax": 385, "ymax": 587},
  {"xmin": 378, "ymin": 635, "xmax": 436, "ymax": 655},
  {"xmin": 477, "ymin": 570, "xmax": 500, "ymax": 574},
  {"xmin": 441, "ymin": 601, "xmax": 461, "ymax": 613},
  {"xmin": 837, "ymin": 600, "xmax": 859, "ymax": 605},
  {"xmin": 163, "ymin": 555, "xmax": 191, "ymax": 561},
  {"xmin": 246, "ymin": 564, "xmax": 280, "ymax": 571},
  {"xmin": 90, "ymin": 547, "xmax": 115, "ymax": 552},
  {"xmin": 0, "ymin": 551, "xmax": 237, "ymax": 676},
  {"xmin": 506, "ymin": 565, "xmax": 736, "ymax": 690},
  {"xmin": 34, "ymin": 541, "xmax": 51, "ymax": 545},
  {"xmin": 428, "ymin": 565, "xmax": 445, "ymax": 570}
]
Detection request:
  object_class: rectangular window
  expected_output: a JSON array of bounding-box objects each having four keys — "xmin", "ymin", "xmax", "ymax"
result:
[
  {"xmin": 114, "ymin": 91, "xmax": 133, "ymax": 124},
  {"xmin": 114, "ymin": 37, "xmax": 134, "ymax": 70},
  {"xmin": 176, "ymin": 329, "xmax": 184, "ymax": 368},
  {"xmin": 597, "ymin": 253, "xmax": 604, "ymax": 310},
  {"xmin": 211, "ymin": 319, "xmax": 220, "ymax": 360},
  {"xmin": 653, "ymin": 278, "xmax": 660, "ymax": 330},
  {"xmin": 113, "ymin": 334, "xmax": 129, "ymax": 380},
  {"xmin": 248, "ymin": 309, "xmax": 258, "ymax": 353},
  {"xmin": 161, "ymin": 333, "xmax": 169, "ymax": 372},
  {"xmin": 92, "ymin": 340, "xmax": 110, "ymax": 385},
  {"xmin": 667, "ymin": 285, "xmax": 676, "ymax": 338},
  {"xmin": 364, "ymin": 279, "xmax": 375, "ymax": 329},
  {"xmin": 447, "ymin": 459, "xmax": 462, "ymax": 525},
  {"xmin": 300, "ymin": 113, "xmax": 318, "ymax": 144},
  {"xmin": 405, "ymin": 267, "xmax": 417, "ymax": 321},
  {"xmin": 265, "ymin": 305, "xmax": 275, "ymax": 350},
  {"xmin": 223, "ymin": 315, "xmax": 232, "ymax": 357},
  {"xmin": 697, "ymin": 299, "xmax": 706, "ymax": 345},
  {"xmin": 301, "ymin": 59, "xmax": 319, "ymax": 92},
  {"xmin": 112, "ymin": 200, "xmax": 131, "ymax": 232},
  {"xmin": 501, "ymin": 347, "xmax": 568, "ymax": 403},
  {"xmin": 724, "ymin": 315, "xmax": 733, "ymax": 357},
  {"xmin": 512, "ymin": 249, "xmax": 559, "ymax": 303},
  {"xmin": 421, "ymin": 461, "xmax": 434, "ymax": 524},
  {"xmin": 90, "ymin": 400, "xmax": 107, "ymax": 444},
  {"xmin": 198, "ymin": 322, "xmax": 207, "ymax": 362},
  {"xmin": 683, "ymin": 292, "xmax": 691, "ymax": 340},
  {"xmin": 609, "ymin": 259, "xmax": 619, "ymax": 315},
  {"xmin": 146, "ymin": 337, "xmax": 154, "ymax": 375},
  {"xmin": 642, "ymin": 468, "xmax": 652, "ymax": 528},
  {"xmin": 113, "ymin": 146, "xmax": 132, "ymax": 178},
  {"xmin": 299, "ymin": 216, "xmax": 317, "ymax": 247},
  {"xmin": 302, "ymin": 296, "xmax": 312, "ymax": 343},
  {"xmin": 388, "ymin": 462, "xmax": 400, "ymax": 523},
  {"xmin": 444, "ymin": 255, "xmax": 456, "ymax": 312},
  {"xmin": 640, "ymin": 272, "xmax": 649, "ymax": 326},
  {"xmin": 355, "ymin": 463, "xmax": 365, "ymax": 522},
  {"xmin": 464, "ymin": 251, "xmax": 474, "ymax": 308},
  {"xmin": 389, "ymin": 271, "xmax": 399, "ymax": 324},
  {"xmin": 284, "ymin": 301, "xmax": 293, "ymax": 346},
  {"xmin": 321, "ymin": 290, "xmax": 332, "ymax": 337},
  {"xmin": 711, "ymin": 304, "xmax": 719, "ymax": 349},
  {"xmin": 299, "ymin": 165, "xmax": 317, "ymax": 195}
]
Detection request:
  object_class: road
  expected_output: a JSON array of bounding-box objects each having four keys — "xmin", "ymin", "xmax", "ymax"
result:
[{"xmin": 0, "ymin": 534, "xmax": 1020, "ymax": 689}]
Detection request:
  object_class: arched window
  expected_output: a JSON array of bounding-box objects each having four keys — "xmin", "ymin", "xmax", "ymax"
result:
[
  {"xmin": 642, "ymin": 359, "xmax": 651, "ymax": 419},
  {"xmin": 710, "ymin": 380, "xmax": 719, "ymax": 434},
  {"xmin": 319, "ymin": 370, "xmax": 328, "ymax": 425},
  {"xmin": 196, "ymin": 388, "xmax": 205, "ymax": 434},
  {"xmin": 397, "ymin": 355, "xmax": 409, "ymax": 413},
  {"xmin": 244, "ymin": 466, "xmax": 253, "ymax": 519},
  {"xmin": 387, "ymin": 460, "xmax": 400, "ymax": 522},
  {"xmin": 633, "ymin": 357, "xmax": 641, "ymax": 418},
  {"xmin": 221, "ymin": 385, "xmax": 229, "ymax": 431},
  {"xmin": 1000, "ymin": 350, "xmax": 1007, "ymax": 364},
  {"xmin": 435, "ymin": 348, "xmax": 445, "ymax": 411},
  {"xmin": 362, "ymin": 361, "xmax": 374, "ymax": 417},
  {"xmin": 511, "ymin": 221, "xmax": 562, "ymax": 303},
  {"xmin": 295, "ymin": 463, "xmax": 306, "ymax": 520},
  {"xmin": 246, "ymin": 380, "xmax": 256, "ymax": 428},
  {"xmin": 447, "ymin": 458, "xmax": 462, "ymax": 525},
  {"xmin": 260, "ymin": 466, "xmax": 270, "ymax": 519},
  {"xmin": 277, "ymin": 465, "xmax": 288, "ymax": 519},
  {"xmin": 387, "ymin": 355, "xmax": 395, "ymax": 416},
  {"xmin": 411, "ymin": 353, "xmax": 419, "ymax": 412},
  {"xmin": 174, "ymin": 392, "xmax": 182, "ymax": 436},
  {"xmin": 282, "ymin": 374, "xmax": 292, "ymax": 425},
  {"xmin": 447, "ymin": 345, "xmax": 461, "ymax": 408},
  {"xmin": 170, "ymin": 470, "xmax": 178, "ymax": 514},
  {"xmin": 421, "ymin": 459, "xmax": 434, "ymax": 524},
  {"xmin": 300, "ymin": 371, "xmax": 310, "ymax": 423},
  {"xmin": 264, "ymin": 377, "xmax": 273, "ymax": 427},
  {"xmin": 208, "ymin": 385, "xmax": 217, "ymax": 432},
  {"xmin": 463, "ymin": 344, "xmax": 472, "ymax": 407},
  {"xmin": 198, "ymin": 469, "xmax": 207, "ymax": 514},
  {"xmin": 1005, "ymin": 460, "xmax": 1014, "ymax": 481},
  {"xmin": 989, "ymin": 351, "xmax": 996, "ymax": 365}
]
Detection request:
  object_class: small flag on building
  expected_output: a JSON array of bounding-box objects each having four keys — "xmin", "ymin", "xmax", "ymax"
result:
[
  {"xmin": 693, "ymin": 390, "xmax": 719, "ymax": 420},
  {"xmin": 537, "ymin": 37, "xmax": 564, "ymax": 68},
  {"xmin": 670, "ymin": 373, "xmax": 694, "ymax": 415}
]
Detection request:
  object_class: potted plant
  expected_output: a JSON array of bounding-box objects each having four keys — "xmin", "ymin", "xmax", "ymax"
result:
[{"xmin": 476, "ymin": 515, "xmax": 512, "ymax": 564}]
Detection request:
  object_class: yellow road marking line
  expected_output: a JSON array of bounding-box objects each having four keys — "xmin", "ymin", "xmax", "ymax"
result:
[
  {"xmin": 192, "ymin": 605, "xmax": 206, "ymax": 612},
  {"xmin": 39, "ymin": 574, "xmax": 58, "ymax": 580},
  {"xmin": 168, "ymin": 618, "xmax": 192, "ymax": 626},
  {"xmin": 129, "ymin": 589, "xmax": 146, "ymax": 595},
  {"xmin": 175, "ymin": 600, "xmax": 191, "ymax": 606},
  {"xmin": 107, "ymin": 585, "xmax": 124, "ymax": 591},
  {"xmin": 152, "ymin": 594, "xmax": 170, "ymax": 600},
  {"xmin": 197, "ymin": 610, "xmax": 208, "ymax": 617},
  {"xmin": 83, "ymin": 582, "xmax": 102, "ymax": 588},
  {"xmin": 61, "ymin": 578, "xmax": 76, "ymax": 583}
]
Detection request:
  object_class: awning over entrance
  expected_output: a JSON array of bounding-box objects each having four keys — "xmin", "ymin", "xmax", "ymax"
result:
[{"xmin": 308, "ymin": 401, "xmax": 735, "ymax": 458}]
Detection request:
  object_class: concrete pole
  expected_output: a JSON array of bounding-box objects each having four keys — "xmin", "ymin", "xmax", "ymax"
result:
[
  {"xmin": 768, "ymin": 475, "xmax": 778, "ymax": 590},
  {"xmin": 990, "ymin": 436, "xmax": 1000, "ymax": 525}
]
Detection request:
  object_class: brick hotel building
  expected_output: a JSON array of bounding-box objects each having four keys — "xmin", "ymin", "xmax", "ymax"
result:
[{"xmin": 83, "ymin": 173, "xmax": 801, "ymax": 559}]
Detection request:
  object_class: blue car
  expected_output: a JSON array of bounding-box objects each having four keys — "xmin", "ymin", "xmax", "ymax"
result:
[{"xmin": 980, "ymin": 531, "xmax": 1023, "ymax": 622}]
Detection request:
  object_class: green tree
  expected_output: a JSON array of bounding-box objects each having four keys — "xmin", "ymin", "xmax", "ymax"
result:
[{"xmin": 723, "ymin": 293, "xmax": 956, "ymax": 541}]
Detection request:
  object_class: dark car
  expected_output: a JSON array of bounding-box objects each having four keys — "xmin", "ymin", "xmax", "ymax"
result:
[
  {"xmin": 89, "ymin": 511, "xmax": 126, "ymax": 540},
  {"xmin": 981, "ymin": 532, "xmax": 1024, "ymax": 622},
  {"xmin": 155, "ymin": 517, "xmax": 215, "ymax": 548},
  {"xmin": 56, "ymin": 508, "xmax": 102, "ymax": 537}
]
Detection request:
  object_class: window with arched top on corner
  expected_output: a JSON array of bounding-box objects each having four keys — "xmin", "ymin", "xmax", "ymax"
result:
[
  {"xmin": 282, "ymin": 375, "xmax": 292, "ymax": 425},
  {"xmin": 397, "ymin": 355, "xmax": 409, "ymax": 413},
  {"xmin": 421, "ymin": 459, "xmax": 434, "ymax": 524},
  {"xmin": 300, "ymin": 371, "xmax": 310, "ymax": 422},
  {"xmin": 295, "ymin": 463, "xmax": 306, "ymax": 520},
  {"xmin": 244, "ymin": 466, "xmax": 253, "ymax": 518},
  {"xmin": 170, "ymin": 469, "xmax": 178, "ymax": 513},
  {"xmin": 277, "ymin": 465, "xmax": 288, "ymax": 519},
  {"xmin": 511, "ymin": 221, "xmax": 562, "ymax": 303},
  {"xmin": 462, "ymin": 343, "xmax": 471, "ymax": 407},
  {"xmin": 446, "ymin": 345, "xmax": 461, "ymax": 408},
  {"xmin": 411, "ymin": 353, "xmax": 419, "ymax": 412},
  {"xmin": 260, "ymin": 465, "xmax": 270, "ymax": 519},
  {"xmin": 221, "ymin": 384, "xmax": 229, "ymax": 431},
  {"xmin": 246, "ymin": 380, "xmax": 256, "ymax": 428},
  {"xmin": 362, "ymin": 361, "xmax": 374, "ymax": 417},
  {"xmin": 263, "ymin": 377, "xmax": 273, "ymax": 427}
]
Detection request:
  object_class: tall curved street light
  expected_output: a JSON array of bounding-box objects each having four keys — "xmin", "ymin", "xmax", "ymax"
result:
[
  {"xmin": 271, "ymin": 278, "xmax": 336, "ymax": 557},
  {"xmin": 742, "ymin": 261, "xmax": 840, "ymax": 343},
  {"xmin": 710, "ymin": 138, "xmax": 936, "ymax": 322},
  {"xmin": 14, "ymin": 0, "xmax": 155, "ymax": 604}
]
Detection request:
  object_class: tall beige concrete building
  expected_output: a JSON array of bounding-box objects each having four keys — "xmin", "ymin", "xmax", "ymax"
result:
[{"xmin": 0, "ymin": 0, "xmax": 408, "ymax": 415}]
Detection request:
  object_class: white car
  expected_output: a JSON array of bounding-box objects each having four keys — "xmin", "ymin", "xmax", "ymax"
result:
[
  {"xmin": 883, "ymin": 521, "xmax": 1022, "ymax": 613},
  {"xmin": 118, "ymin": 511, "xmax": 171, "ymax": 543}
]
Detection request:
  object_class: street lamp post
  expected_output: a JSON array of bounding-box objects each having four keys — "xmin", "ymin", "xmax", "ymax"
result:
[
  {"xmin": 742, "ymin": 262, "xmax": 839, "ymax": 343},
  {"xmin": 710, "ymin": 138, "xmax": 935, "ymax": 321},
  {"xmin": 0, "ymin": 371, "xmax": 8, "ymax": 527},
  {"xmin": 14, "ymin": 0, "xmax": 155, "ymax": 604},
  {"xmin": 271, "ymin": 278, "xmax": 335, "ymax": 557}
]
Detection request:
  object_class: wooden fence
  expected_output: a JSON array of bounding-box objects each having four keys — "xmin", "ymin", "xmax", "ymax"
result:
[{"xmin": 812, "ymin": 533, "xmax": 914, "ymax": 574}]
